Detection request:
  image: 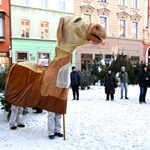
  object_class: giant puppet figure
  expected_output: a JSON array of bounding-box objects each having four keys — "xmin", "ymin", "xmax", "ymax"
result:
[{"xmin": 5, "ymin": 16, "xmax": 106, "ymax": 114}]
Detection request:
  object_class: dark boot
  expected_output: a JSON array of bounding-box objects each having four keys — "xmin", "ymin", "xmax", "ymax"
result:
[
  {"xmin": 76, "ymin": 91, "xmax": 79, "ymax": 100},
  {"xmin": 33, "ymin": 108, "xmax": 43, "ymax": 113},
  {"xmin": 73, "ymin": 92, "xmax": 75, "ymax": 100},
  {"xmin": 111, "ymin": 94, "xmax": 114, "ymax": 100},
  {"xmin": 106, "ymin": 94, "xmax": 109, "ymax": 100}
]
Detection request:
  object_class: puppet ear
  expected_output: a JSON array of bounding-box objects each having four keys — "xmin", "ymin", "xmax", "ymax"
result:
[{"xmin": 57, "ymin": 17, "xmax": 64, "ymax": 46}]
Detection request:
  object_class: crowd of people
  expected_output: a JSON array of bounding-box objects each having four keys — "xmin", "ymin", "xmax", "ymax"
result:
[
  {"xmin": 8, "ymin": 64, "xmax": 150, "ymax": 140},
  {"xmin": 104, "ymin": 64, "xmax": 150, "ymax": 105}
]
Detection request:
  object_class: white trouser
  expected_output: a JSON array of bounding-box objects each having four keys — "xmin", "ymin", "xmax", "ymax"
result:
[
  {"xmin": 9, "ymin": 105, "xmax": 24, "ymax": 127},
  {"xmin": 48, "ymin": 112, "xmax": 62, "ymax": 135}
]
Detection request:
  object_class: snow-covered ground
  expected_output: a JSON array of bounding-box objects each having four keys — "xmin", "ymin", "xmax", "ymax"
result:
[{"xmin": 0, "ymin": 85, "xmax": 150, "ymax": 150}]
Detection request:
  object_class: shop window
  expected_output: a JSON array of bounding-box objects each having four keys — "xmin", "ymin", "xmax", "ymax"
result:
[
  {"xmin": 38, "ymin": 53, "xmax": 50, "ymax": 67},
  {"xmin": 81, "ymin": 53, "xmax": 93, "ymax": 71},
  {"xmin": 105, "ymin": 54, "xmax": 112, "ymax": 64},
  {"xmin": 16, "ymin": 52, "xmax": 28, "ymax": 62},
  {"xmin": 95, "ymin": 54, "xmax": 103, "ymax": 62}
]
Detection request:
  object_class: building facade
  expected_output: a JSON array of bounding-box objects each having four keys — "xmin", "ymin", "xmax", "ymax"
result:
[
  {"xmin": 143, "ymin": 0, "xmax": 150, "ymax": 64},
  {"xmin": 0, "ymin": 0, "xmax": 11, "ymax": 69},
  {"xmin": 11, "ymin": 0, "xmax": 74, "ymax": 66},
  {"xmin": 74, "ymin": 0, "xmax": 146, "ymax": 71}
]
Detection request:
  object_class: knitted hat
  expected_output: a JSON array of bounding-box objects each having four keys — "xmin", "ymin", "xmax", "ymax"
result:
[{"xmin": 72, "ymin": 66, "xmax": 76, "ymax": 70}]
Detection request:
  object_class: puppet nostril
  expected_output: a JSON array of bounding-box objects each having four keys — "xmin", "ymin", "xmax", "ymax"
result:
[{"xmin": 95, "ymin": 25, "xmax": 100, "ymax": 31}]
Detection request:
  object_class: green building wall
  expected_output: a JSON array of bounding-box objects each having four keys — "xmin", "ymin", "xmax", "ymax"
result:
[{"xmin": 12, "ymin": 39, "xmax": 56, "ymax": 63}]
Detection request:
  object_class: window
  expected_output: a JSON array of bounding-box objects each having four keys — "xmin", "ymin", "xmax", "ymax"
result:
[
  {"xmin": 99, "ymin": 0, "xmax": 107, "ymax": 2},
  {"xmin": 38, "ymin": 53, "xmax": 50, "ymax": 67},
  {"xmin": 100, "ymin": 16, "xmax": 107, "ymax": 29},
  {"xmin": 95, "ymin": 54, "xmax": 103, "ymax": 62},
  {"xmin": 16, "ymin": 52, "xmax": 28, "ymax": 62},
  {"xmin": 131, "ymin": 56, "xmax": 139, "ymax": 63},
  {"xmin": 83, "ymin": 14, "xmax": 91, "ymax": 23},
  {"xmin": 132, "ymin": 0, "xmax": 138, "ymax": 8},
  {"xmin": 20, "ymin": 0, "xmax": 29, "ymax": 6},
  {"xmin": 132, "ymin": 21, "xmax": 138, "ymax": 38},
  {"xmin": 105, "ymin": 54, "xmax": 112, "ymax": 64},
  {"xmin": 119, "ymin": 0, "xmax": 125, "ymax": 6},
  {"xmin": 40, "ymin": 22, "xmax": 48, "ymax": 39},
  {"xmin": 57, "ymin": 0, "xmax": 66, "ymax": 12},
  {"xmin": 21, "ymin": 20, "xmax": 30, "ymax": 38},
  {"xmin": 0, "ymin": 11, "xmax": 5, "ymax": 41},
  {"xmin": 119, "ymin": 19, "xmax": 126, "ymax": 37},
  {"xmin": 0, "ymin": 0, "xmax": 2, "ymax": 5},
  {"xmin": 81, "ymin": 54, "xmax": 93, "ymax": 71},
  {"xmin": 83, "ymin": 0, "xmax": 93, "ymax": 4},
  {"xmin": 40, "ymin": 0, "xmax": 48, "ymax": 9}
]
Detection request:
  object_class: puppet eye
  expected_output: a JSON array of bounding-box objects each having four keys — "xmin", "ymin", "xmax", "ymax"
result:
[{"xmin": 74, "ymin": 17, "xmax": 82, "ymax": 23}]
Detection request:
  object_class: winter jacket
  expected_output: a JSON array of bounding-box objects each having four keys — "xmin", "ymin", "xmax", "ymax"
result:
[
  {"xmin": 104, "ymin": 73, "xmax": 117, "ymax": 94},
  {"xmin": 138, "ymin": 67, "xmax": 150, "ymax": 87},
  {"xmin": 119, "ymin": 71, "xmax": 129, "ymax": 83},
  {"xmin": 70, "ymin": 71, "xmax": 81, "ymax": 86}
]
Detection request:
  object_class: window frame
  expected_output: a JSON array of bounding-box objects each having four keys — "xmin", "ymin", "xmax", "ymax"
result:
[
  {"xmin": 119, "ymin": 0, "xmax": 126, "ymax": 6},
  {"xmin": 99, "ymin": 0, "xmax": 107, "ymax": 2},
  {"xmin": 119, "ymin": 19, "xmax": 126, "ymax": 37},
  {"xmin": 20, "ymin": 19, "xmax": 30, "ymax": 38},
  {"xmin": 57, "ymin": 0, "xmax": 66, "ymax": 12},
  {"xmin": 83, "ymin": 13, "xmax": 92, "ymax": 23},
  {"xmin": 0, "ymin": 11, "xmax": 5, "ymax": 41},
  {"xmin": 16, "ymin": 51, "xmax": 29, "ymax": 62},
  {"xmin": 40, "ymin": 21, "xmax": 49, "ymax": 39},
  {"xmin": 131, "ymin": 21, "xmax": 138, "ymax": 38},
  {"xmin": 81, "ymin": 53, "xmax": 93, "ymax": 71},
  {"xmin": 37, "ymin": 52, "xmax": 51, "ymax": 67},
  {"xmin": 20, "ymin": 0, "xmax": 29, "ymax": 6},
  {"xmin": 132, "ymin": 0, "xmax": 139, "ymax": 9},
  {"xmin": 40, "ymin": 0, "xmax": 48, "ymax": 9},
  {"xmin": 99, "ymin": 16, "xmax": 107, "ymax": 30}
]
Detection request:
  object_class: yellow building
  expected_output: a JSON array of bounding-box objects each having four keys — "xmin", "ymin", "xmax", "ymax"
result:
[{"xmin": 74, "ymin": 0, "xmax": 147, "ymax": 70}]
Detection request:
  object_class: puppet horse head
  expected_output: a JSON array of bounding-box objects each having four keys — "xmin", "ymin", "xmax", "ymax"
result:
[{"xmin": 56, "ymin": 16, "xmax": 106, "ymax": 55}]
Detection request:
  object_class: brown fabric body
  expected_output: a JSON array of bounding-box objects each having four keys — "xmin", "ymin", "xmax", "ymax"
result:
[{"xmin": 5, "ymin": 54, "xmax": 72, "ymax": 114}]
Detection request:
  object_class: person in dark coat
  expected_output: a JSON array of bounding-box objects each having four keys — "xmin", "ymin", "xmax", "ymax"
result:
[
  {"xmin": 138, "ymin": 64, "xmax": 150, "ymax": 104},
  {"xmin": 70, "ymin": 66, "xmax": 81, "ymax": 100},
  {"xmin": 104, "ymin": 69, "xmax": 117, "ymax": 101}
]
